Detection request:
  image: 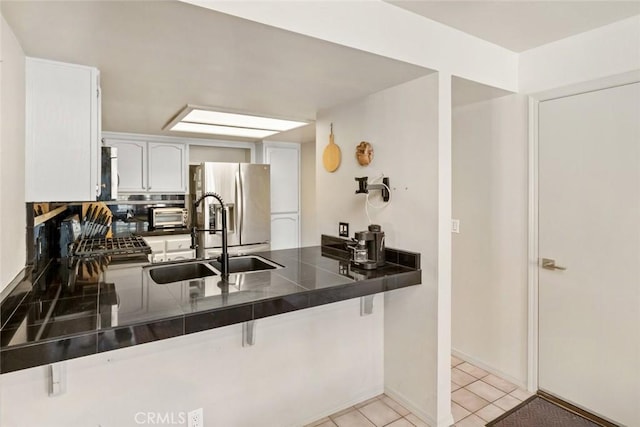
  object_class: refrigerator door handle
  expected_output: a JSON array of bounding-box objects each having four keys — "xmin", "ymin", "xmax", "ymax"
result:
[{"xmin": 236, "ymin": 169, "xmax": 244, "ymax": 240}]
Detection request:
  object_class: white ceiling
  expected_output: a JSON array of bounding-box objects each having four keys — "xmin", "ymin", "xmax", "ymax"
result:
[
  {"xmin": 1, "ymin": 1, "xmax": 432, "ymax": 143},
  {"xmin": 3, "ymin": 1, "xmax": 638, "ymax": 143},
  {"xmin": 387, "ymin": 1, "xmax": 640, "ymax": 52}
]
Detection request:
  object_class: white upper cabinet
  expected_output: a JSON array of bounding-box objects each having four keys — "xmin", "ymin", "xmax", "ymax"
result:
[
  {"xmin": 103, "ymin": 136, "xmax": 186, "ymax": 194},
  {"xmin": 108, "ymin": 140, "xmax": 147, "ymax": 192},
  {"xmin": 25, "ymin": 58, "xmax": 101, "ymax": 202},
  {"xmin": 148, "ymin": 142, "xmax": 186, "ymax": 192}
]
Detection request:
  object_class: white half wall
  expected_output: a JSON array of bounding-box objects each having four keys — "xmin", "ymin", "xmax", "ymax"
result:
[
  {"xmin": 0, "ymin": 15, "xmax": 26, "ymax": 292},
  {"xmin": 520, "ymin": 15, "xmax": 640, "ymax": 94},
  {"xmin": 0, "ymin": 298, "xmax": 383, "ymax": 427},
  {"xmin": 452, "ymin": 94, "xmax": 529, "ymax": 386},
  {"xmin": 316, "ymin": 74, "xmax": 440, "ymax": 424}
]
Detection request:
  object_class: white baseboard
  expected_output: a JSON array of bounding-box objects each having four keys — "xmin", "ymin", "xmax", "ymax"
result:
[
  {"xmin": 451, "ymin": 348, "xmax": 527, "ymax": 390},
  {"xmin": 383, "ymin": 386, "xmax": 437, "ymax": 427},
  {"xmin": 295, "ymin": 384, "xmax": 385, "ymax": 427}
]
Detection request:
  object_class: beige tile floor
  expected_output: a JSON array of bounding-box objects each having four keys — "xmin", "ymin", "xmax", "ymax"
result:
[
  {"xmin": 306, "ymin": 356, "xmax": 533, "ymax": 427},
  {"xmin": 450, "ymin": 355, "xmax": 533, "ymax": 426}
]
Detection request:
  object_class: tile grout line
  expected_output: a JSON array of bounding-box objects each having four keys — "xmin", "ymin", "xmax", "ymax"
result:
[
  {"xmin": 451, "ymin": 360, "xmax": 530, "ymax": 426},
  {"xmin": 357, "ymin": 397, "xmax": 403, "ymax": 427},
  {"xmin": 309, "ymin": 360, "xmax": 525, "ymax": 427},
  {"xmin": 355, "ymin": 404, "xmax": 378, "ymax": 427},
  {"xmin": 452, "ymin": 387, "xmax": 517, "ymax": 414}
]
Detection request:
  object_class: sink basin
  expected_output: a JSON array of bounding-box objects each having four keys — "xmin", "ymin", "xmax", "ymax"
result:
[
  {"xmin": 209, "ymin": 255, "xmax": 283, "ymax": 274},
  {"xmin": 149, "ymin": 261, "xmax": 217, "ymax": 284},
  {"xmin": 148, "ymin": 256, "xmax": 283, "ymax": 284}
]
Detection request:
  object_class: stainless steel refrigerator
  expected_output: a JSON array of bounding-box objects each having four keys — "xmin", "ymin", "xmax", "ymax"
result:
[{"xmin": 190, "ymin": 162, "xmax": 270, "ymax": 258}]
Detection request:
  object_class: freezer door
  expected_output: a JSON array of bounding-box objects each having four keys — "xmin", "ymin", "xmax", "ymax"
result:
[
  {"xmin": 200, "ymin": 162, "xmax": 240, "ymax": 248},
  {"xmin": 239, "ymin": 164, "xmax": 270, "ymax": 245}
]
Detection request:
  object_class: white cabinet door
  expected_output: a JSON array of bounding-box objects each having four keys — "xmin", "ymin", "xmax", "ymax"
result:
[
  {"xmin": 265, "ymin": 145, "xmax": 299, "ymax": 213},
  {"xmin": 106, "ymin": 140, "xmax": 146, "ymax": 192},
  {"xmin": 270, "ymin": 213, "xmax": 299, "ymax": 250},
  {"xmin": 148, "ymin": 142, "xmax": 186, "ymax": 192},
  {"xmin": 165, "ymin": 236, "xmax": 192, "ymax": 252},
  {"xmin": 141, "ymin": 236, "xmax": 166, "ymax": 253},
  {"xmin": 150, "ymin": 253, "xmax": 166, "ymax": 263},
  {"xmin": 25, "ymin": 58, "xmax": 101, "ymax": 202},
  {"xmin": 165, "ymin": 250, "xmax": 195, "ymax": 261},
  {"xmin": 143, "ymin": 235, "xmax": 194, "ymax": 263},
  {"xmin": 104, "ymin": 140, "xmax": 186, "ymax": 193}
]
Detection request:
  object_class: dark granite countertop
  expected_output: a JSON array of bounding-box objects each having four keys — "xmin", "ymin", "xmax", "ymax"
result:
[{"xmin": 0, "ymin": 240, "xmax": 420, "ymax": 374}]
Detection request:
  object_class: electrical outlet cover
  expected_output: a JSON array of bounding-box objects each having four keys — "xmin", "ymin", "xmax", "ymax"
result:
[
  {"xmin": 188, "ymin": 408, "xmax": 204, "ymax": 427},
  {"xmin": 339, "ymin": 222, "xmax": 349, "ymax": 237}
]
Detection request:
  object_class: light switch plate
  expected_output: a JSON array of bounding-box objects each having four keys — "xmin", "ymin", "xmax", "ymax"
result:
[{"xmin": 451, "ymin": 219, "xmax": 460, "ymax": 234}]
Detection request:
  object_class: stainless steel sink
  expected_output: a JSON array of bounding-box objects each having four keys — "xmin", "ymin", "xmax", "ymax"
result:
[
  {"xmin": 209, "ymin": 255, "xmax": 283, "ymax": 274},
  {"xmin": 148, "ymin": 261, "xmax": 217, "ymax": 284},
  {"xmin": 147, "ymin": 256, "xmax": 283, "ymax": 284}
]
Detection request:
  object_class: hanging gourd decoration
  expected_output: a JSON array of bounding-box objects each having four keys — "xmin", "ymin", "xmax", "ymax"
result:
[{"xmin": 356, "ymin": 141, "xmax": 374, "ymax": 166}]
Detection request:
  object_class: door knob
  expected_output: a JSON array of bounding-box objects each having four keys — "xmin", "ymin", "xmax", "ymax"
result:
[{"xmin": 541, "ymin": 258, "xmax": 567, "ymax": 271}]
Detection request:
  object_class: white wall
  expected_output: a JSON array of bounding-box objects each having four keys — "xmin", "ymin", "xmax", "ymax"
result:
[
  {"xmin": 188, "ymin": 144, "xmax": 250, "ymax": 164},
  {"xmin": 316, "ymin": 74, "xmax": 440, "ymax": 424},
  {"xmin": 0, "ymin": 15, "xmax": 26, "ymax": 292},
  {"xmin": 519, "ymin": 15, "xmax": 640, "ymax": 95},
  {"xmin": 300, "ymin": 141, "xmax": 318, "ymax": 247},
  {"xmin": 451, "ymin": 94, "xmax": 529, "ymax": 386},
  {"xmin": 0, "ymin": 299, "xmax": 383, "ymax": 427}
]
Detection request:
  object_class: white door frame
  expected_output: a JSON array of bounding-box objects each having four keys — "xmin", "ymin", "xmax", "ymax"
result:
[{"xmin": 526, "ymin": 70, "xmax": 640, "ymax": 393}]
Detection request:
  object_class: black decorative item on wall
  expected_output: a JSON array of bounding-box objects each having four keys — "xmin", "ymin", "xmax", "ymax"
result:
[{"xmin": 354, "ymin": 176, "xmax": 390, "ymax": 202}]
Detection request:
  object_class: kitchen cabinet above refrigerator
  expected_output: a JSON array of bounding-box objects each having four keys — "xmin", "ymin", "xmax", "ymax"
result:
[{"xmin": 25, "ymin": 57, "xmax": 101, "ymax": 202}]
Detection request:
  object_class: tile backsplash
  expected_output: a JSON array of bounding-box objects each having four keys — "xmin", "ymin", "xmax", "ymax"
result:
[
  {"xmin": 320, "ymin": 234, "xmax": 421, "ymax": 269},
  {"xmin": 26, "ymin": 203, "xmax": 60, "ymax": 273}
]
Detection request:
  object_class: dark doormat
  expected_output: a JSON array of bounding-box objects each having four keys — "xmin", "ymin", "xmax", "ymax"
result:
[{"xmin": 486, "ymin": 395, "xmax": 616, "ymax": 427}]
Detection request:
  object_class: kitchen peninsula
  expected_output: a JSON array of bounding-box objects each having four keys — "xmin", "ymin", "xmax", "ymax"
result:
[{"xmin": 0, "ymin": 238, "xmax": 420, "ymax": 373}]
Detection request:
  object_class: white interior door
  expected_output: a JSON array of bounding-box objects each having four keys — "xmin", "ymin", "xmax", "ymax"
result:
[{"xmin": 538, "ymin": 83, "xmax": 640, "ymax": 426}]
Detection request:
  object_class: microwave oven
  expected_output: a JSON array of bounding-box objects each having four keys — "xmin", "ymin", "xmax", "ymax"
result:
[{"xmin": 148, "ymin": 207, "xmax": 188, "ymax": 230}]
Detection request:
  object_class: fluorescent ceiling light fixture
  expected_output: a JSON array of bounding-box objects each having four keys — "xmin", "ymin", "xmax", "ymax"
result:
[
  {"xmin": 170, "ymin": 122, "xmax": 278, "ymax": 139},
  {"xmin": 183, "ymin": 110, "xmax": 307, "ymax": 132},
  {"xmin": 165, "ymin": 105, "xmax": 309, "ymax": 139}
]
